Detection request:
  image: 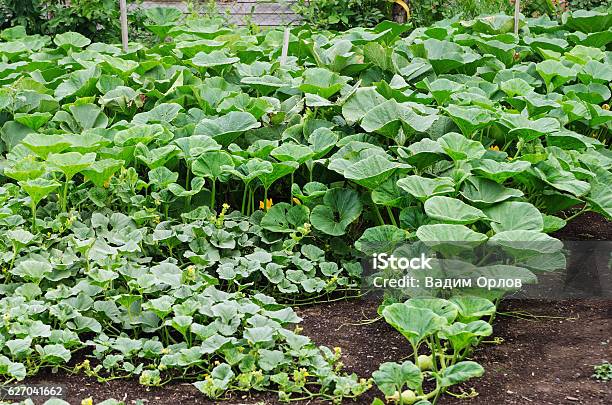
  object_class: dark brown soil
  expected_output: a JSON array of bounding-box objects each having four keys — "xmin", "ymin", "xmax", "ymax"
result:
[
  {"xmin": 553, "ymin": 211, "xmax": 612, "ymax": 241},
  {"xmin": 17, "ymin": 213, "xmax": 612, "ymax": 405}
]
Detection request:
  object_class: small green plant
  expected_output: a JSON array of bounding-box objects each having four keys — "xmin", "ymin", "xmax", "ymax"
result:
[
  {"xmin": 410, "ymin": 0, "xmax": 514, "ymax": 27},
  {"xmin": 592, "ymin": 362, "xmax": 612, "ymax": 381},
  {"xmin": 372, "ymin": 297, "xmax": 493, "ymax": 404},
  {"xmin": 293, "ymin": 0, "xmax": 389, "ymax": 30}
]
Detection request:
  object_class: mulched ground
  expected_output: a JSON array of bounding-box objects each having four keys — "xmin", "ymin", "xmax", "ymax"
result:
[{"xmin": 18, "ymin": 212, "xmax": 612, "ymax": 405}]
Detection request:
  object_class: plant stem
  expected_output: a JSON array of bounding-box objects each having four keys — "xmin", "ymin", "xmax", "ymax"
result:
[
  {"xmin": 372, "ymin": 202, "xmax": 385, "ymax": 226},
  {"xmin": 210, "ymin": 179, "xmax": 216, "ymax": 210},
  {"xmin": 386, "ymin": 206, "xmax": 398, "ymax": 227},
  {"xmin": 264, "ymin": 187, "xmax": 268, "ymax": 211},
  {"xmin": 62, "ymin": 179, "xmax": 69, "ymax": 212},
  {"xmin": 185, "ymin": 167, "xmax": 191, "ymax": 211},
  {"xmin": 290, "ymin": 173, "xmax": 294, "ymax": 204},
  {"xmin": 30, "ymin": 200, "xmax": 37, "ymax": 232},
  {"xmin": 241, "ymin": 183, "xmax": 249, "ymax": 215},
  {"xmin": 565, "ymin": 207, "xmax": 589, "ymax": 222}
]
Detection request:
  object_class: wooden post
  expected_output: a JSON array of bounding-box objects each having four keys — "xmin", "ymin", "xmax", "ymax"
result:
[
  {"xmin": 514, "ymin": 0, "xmax": 521, "ymax": 35},
  {"xmin": 280, "ymin": 27, "xmax": 290, "ymax": 65},
  {"xmin": 119, "ymin": 0, "xmax": 129, "ymax": 52}
]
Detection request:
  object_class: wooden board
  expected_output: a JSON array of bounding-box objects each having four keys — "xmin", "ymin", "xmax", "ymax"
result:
[{"xmin": 140, "ymin": 0, "xmax": 301, "ymax": 26}]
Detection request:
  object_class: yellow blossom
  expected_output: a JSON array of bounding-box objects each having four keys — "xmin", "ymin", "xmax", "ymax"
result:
[
  {"xmin": 489, "ymin": 145, "xmax": 500, "ymax": 151},
  {"xmin": 81, "ymin": 398, "xmax": 93, "ymax": 405},
  {"xmin": 292, "ymin": 197, "xmax": 302, "ymax": 205},
  {"xmin": 259, "ymin": 198, "xmax": 273, "ymax": 210}
]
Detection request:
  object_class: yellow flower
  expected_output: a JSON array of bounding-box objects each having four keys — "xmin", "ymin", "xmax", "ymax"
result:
[
  {"xmin": 603, "ymin": 104, "xmax": 610, "ymax": 111},
  {"xmin": 292, "ymin": 197, "xmax": 302, "ymax": 205},
  {"xmin": 259, "ymin": 198, "xmax": 273, "ymax": 210},
  {"xmin": 489, "ymin": 145, "xmax": 500, "ymax": 151},
  {"xmin": 81, "ymin": 398, "xmax": 93, "ymax": 405}
]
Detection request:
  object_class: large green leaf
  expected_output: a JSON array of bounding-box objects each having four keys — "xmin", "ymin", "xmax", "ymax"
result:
[
  {"xmin": 341, "ymin": 87, "xmax": 386, "ymax": 125},
  {"xmin": 484, "ymin": 201, "xmax": 544, "ymax": 233},
  {"xmin": 192, "ymin": 150, "xmax": 234, "ymax": 180},
  {"xmin": 461, "ymin": 177, "xmax": 523, "ymax": 205},
  {"xmin": 311, "ymin": 188, "xmax": 362, "ymax": 236},
  {"xmin": 438, "ymin": 132, "xmax": 486, "ymax": 161},
  {"xmin": 344, "ymin": 155, "xmax": 410, "ymax": 190},
  {"xmin": 397, "ymin": 176, "xmax": 455, "ymax": 202},
  {"xmin": 372, "ymin": 361, "xmax": 423, "ymax": 397},
  {"xmin": 424, "ymin": 196, "xmax": 488, "ymax": 225},
  {"xmin": 19, "ymin": 178, "xmax": 61, "ymax": 205},
  {"xmin": 299, "ymin": 68, "xmax": 349, "ymax": 99},
  {"xmin": 194, "ymin": 112, "xmax": 261, "ymax": 146},
  {"xmin": 437, "ymin": 361, "xmax": 484, "ymax": 388},
  {"xmin": 361, "ymin": 99, "xmax": 438, "ymax": 139},
  {"xmin": 260, "ymin": 203, "xmax": 310, "ymax": 233},
  {"xmin": 444, "ymin": 105, "xmax": 495, "ymax": 136},
  {"xmin": 47, "ymin": 152, "xmax": 96, "ymax": 180},
  {"xmin": 416, "ymin": 224, "xmax": 488, "ymax": 252},
  {"xmin": 382, "ymin": 303, "xmax": 447, "ymax": 347},
  {"xmin": 471, "ymin": 159, "xmax": 531, "ymax": 183}
]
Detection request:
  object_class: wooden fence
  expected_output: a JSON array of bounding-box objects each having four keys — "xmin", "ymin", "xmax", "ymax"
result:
[{"xmin": 140, "ymin": 0, "xmax": 301, "ymax": 26}]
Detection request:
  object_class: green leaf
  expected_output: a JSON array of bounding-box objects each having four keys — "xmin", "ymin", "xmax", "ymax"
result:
[
  {"xmin": 344, "ymin": 155, "xmax": 410, "ymax": 190},
  {"xmin": 424, "ymin": 196, "xmax": 488, "ymax": 225},
  {"xmin": 311, "ymin": 188, "xmax": 362, "ymax": 236},
  {"xmin": 194, "ymin": 112, "xmax": 261, "ymax": 146},
  {"xmin": 437, "ymin": 361, "xmax": 484, "ymax": 387},
  {"xmin": 449, "ymin": 296, "xmax": 496, "ymax": 322},
  {"xmin": 372, "ymin": 361, "xmax": 423, "ymax": 396},
  {"xmin": 21, "ymin": 134, "xmax": 71, "ymax": 159},
  {"xmin": 19, "ymin": 178, "xmax": 61, "ymax": 205},
  {"xmin": 461, "ymin": 177, "xmax": 523, "ymax": 205},
  {"xmin": 261, "ymin": 203, "xmax": 310, "ymax": 233},
  {"xmin": 488, "ymin": 230, "xmax": 564, "ymax": 255},
  {"xmin": 81, "ymin": 159, "xmax": 124, "ymax": 187},
  {"xmin": 299, "ymin": 68, "xmax": 349, "ymax": 99},
  {"xmin": 47, "ymin": 152, "xmax": 96, "ymax": 180},
  {"xmin": 11, "ymin": 259, "xmax": 52, "ymax": 283},
  {"xmin": 484, "ymin": 201, "xmax": 544, "ymax": 232},
  {"xmin": 361, "ymin": 99, "xmax": 438, "ymax": 139},
  {"xmin": 444, "ymin": 105, "xmax": 495, "ymax": 137},
  {"xmin": 271, "ymin": 143, "xmax": 314, "ymax": 164},
  {"xmin": 397, "ymin": 176, "xmax": 455, "ymax": 202},
  {"xmin": 192, "ymin": 50, "xmax": 240, "ymax": 69},
  {"xmin": 439, "ymin": 321, "xmax": 492, "ymax": 352},
  {"xmin": 4, "ymin": 157, "xmax": 46, "ymax": 181},
  {"xmin": 14, "ymin": 112, "xmax": 52, "ymax": 131},
  {"xmin": 257, "ymin": 161, "xmax": 299, "ymax": 191},
  {"xmin": 416, "ymin": 224, "xmax": 488, "ymax": 252},
  {"xmin": 341, "ymin": 87, "xmax": 387, "ymax": 125},
  {"xmin": 54, "ymin": 32, "xmax": 91, "ymax": 49},
  {"xmin": 382, "ymin": 303, "xmax": 447, "ymax": 347},
  {"xmin": 354, "ymin": 225, "xmax": 409, "ymax": 255},
  {"xmin": 405, "ymin": 298, "xmax": 458, "ymax": 324},
  {"xmin": 471, "ymin": 159, "xmax": 531, "ymax": 183},
  {"xmin": 438, "ymin": 132, "xmax": 486, "ymax": 161}
]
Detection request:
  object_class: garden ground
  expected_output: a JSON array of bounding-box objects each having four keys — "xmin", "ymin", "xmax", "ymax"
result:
[{"xmin": 25, "ymin": 213, "xmax": 612, "ymax": 405}]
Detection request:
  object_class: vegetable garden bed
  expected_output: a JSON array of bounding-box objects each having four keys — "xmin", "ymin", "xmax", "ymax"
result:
[{"xmin": 0, "ymin": 5, "xmax": 611, "ymax": 405}]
